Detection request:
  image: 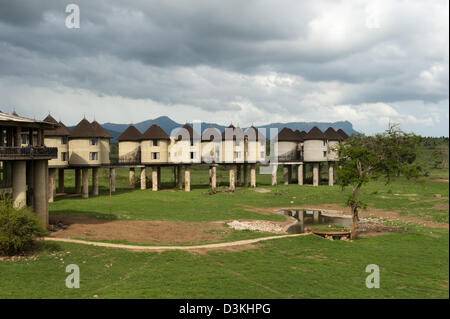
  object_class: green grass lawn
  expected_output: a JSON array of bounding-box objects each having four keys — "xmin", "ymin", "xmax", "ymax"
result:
[
  {"xmin": 1, "ymin": 165, "xmax": 448, "ymax": 299},
  {"xmin": 0, "ymin": 224, "xmax": 447, "ymax": 299},
  {"xmin": 50, "ymin": 166, "xmax": 449, "ymax": 223}
]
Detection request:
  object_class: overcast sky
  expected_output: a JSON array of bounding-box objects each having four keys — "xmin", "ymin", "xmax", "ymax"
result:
[{"xmin": 0, "ymin": 0, "xmax": 448, "ymax": 136}]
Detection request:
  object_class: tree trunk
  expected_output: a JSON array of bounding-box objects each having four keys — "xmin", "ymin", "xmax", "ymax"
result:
[{"xmin": 351, "ymin": 206, "xmax": 359, "ymax": 240}]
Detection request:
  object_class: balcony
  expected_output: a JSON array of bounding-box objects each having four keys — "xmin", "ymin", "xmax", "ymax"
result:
[
  {"xmin": 0, "ymin": 146, "xmax": 58, "ymax": 160},
  {"xmin": 278, "ymin": 150, "xmax": 303, "ymax": 163}
]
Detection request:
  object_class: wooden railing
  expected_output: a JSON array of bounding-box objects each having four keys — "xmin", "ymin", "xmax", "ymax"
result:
[{"xmin": 0, "ymin": 146, "xmax": 58, "ymax": 159}]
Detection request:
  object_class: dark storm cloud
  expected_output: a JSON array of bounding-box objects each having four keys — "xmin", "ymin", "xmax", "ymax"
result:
[{"xmin": 0, "ymin": 0, "xmax": 448, "ymax": 135}]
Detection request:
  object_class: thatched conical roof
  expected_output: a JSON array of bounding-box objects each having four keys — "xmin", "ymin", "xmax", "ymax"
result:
[
  {"xmin": 142, "ymin": 124, "xmax": 170, "ymax": 140},
  {"xmin": 276, "ymin": 127, "xmax": 297, "ymax": 142},
  {"xmin": 91, "ymin": 120, "xmax": 112, "ymax": 138},
  {"xmin": 305, "ymin": 126, "xmax": 325, "ymax": 140},
  {"xmin": 118, "ymin": 125, "xmax": 143, "ymax": 142},
  {"xmin": 43, "ymin": 114, "xmax": 71, "ymax": 136},
  {"xmin": 337, "ymin": 129, "xmax": 349, "ymax": 140},
  {"xmin": 324, "ymin": 127, "xmax": 342, "ymax": 141}
]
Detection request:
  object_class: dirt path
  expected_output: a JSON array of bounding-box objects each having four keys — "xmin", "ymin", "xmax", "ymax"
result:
[{"xmin": 43, "ymin": 233, "xmax": 308, "ymax": 252}]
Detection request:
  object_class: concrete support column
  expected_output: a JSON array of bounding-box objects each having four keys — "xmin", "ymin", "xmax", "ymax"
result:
[
  {"xmin": 313, "ymin": 210, "xmax": 320, "ymax": 224},
  {"xmin": 211, "ymin": 166, "xmax": 217, "ymax": 189},
  {"xmin": 177, "ymin": 165, "xmax": 183, "ymax": 190},
  {"xmin": 110, "ymin": 168, "xmax": 116, "ymax": 192},
  {"xmin": 185, "ymin": 165, "xmax": 191, "ymax": 192},
  {"xmin": 313, "ymin": 163, "xmax": 320, "ymax": 187},
  {"xmin": 298, "ymin": 163, "xmax": 304, "ymax": 185},
  {"xmin": 236, "ymin": 165, "xmax": 241, "ymax": 187},
  {"xmin": 173, "ymin": 166, "xmax": 177, "ymax": 187},
  {"xmin": 283, "ymin": 165, "xmax": 289, "ymax": 185},
  {"xmin": 288, "ymin": 165, "xmax": 292, "ymax": 184},
  {"xmin": 14, "ymin": 127, "xmax": 22, "ymax": 147},
  {"xmin": 92, "ymin": 167, "xmax": 99, "ymax": 196},
  {"xmin": 48, "ymin": 168, "xmax": 56, "ymax": 203},
  {"xmin": 250, "ymin": 164, "xmax": 256, "ymax": 187},
  {"xmin": 243, "ymin": 164, "xmax": 249, "ymax": 186},
  {"xmin": 33, "ymin": 160, "xmax": 48, "ymax": 228},
  {"xmin": 12, "ymin": 161, "xmax": 27, "ymax": 209},
  {"xmin": 129, "ymin": 168, "xmax": 136, "ymax": 188},
  {"xmin": 141, "ymin": 167, "xmax": 147, "ymax": 190},
  {"xmin": 82, "ymin": 168, "xmax": 89, "ymax": 199},
  {"xmin": 152, "ymin": 166, "xmax": 158, "ymax": 191},
  {"xmin": 58, "ymin": 168, "xmax": 65, "ymax": 193},
  {"xmin": 157, "ymin": 166, "xmax": 161, "ymax": 189},
  {"xmin": 229, "ymin": 165, "xmax": 235, "ymax": 191},
  {"xmin": 328, "ymin": 162, "xmax": 334, "ymax": 186},
  {"xmin": 75, "ymin": 168, "xmax": 81, "ymax": 194},
  {"xmin": 272, "ymin": 165, "xmax": 277, "ymax": 186},
  {"xmin": 26, "ymin": 161, "xmax": 34, "ymax": 206}
]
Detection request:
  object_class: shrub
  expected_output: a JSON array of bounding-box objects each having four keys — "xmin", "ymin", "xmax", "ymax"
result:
[{"xmin": 0, "ymin": 196, "xmax": 47, "ymax": 256}]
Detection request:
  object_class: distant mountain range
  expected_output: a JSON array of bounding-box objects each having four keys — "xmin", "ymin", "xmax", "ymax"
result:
[{"xmin": 72, "ymin": 116, "xmax": 360, "ymax": 143}]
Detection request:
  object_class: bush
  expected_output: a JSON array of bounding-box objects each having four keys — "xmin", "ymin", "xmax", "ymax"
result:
[{"xmin": 0, "ymin": 196, "xmax": 47, "ymax": 256}]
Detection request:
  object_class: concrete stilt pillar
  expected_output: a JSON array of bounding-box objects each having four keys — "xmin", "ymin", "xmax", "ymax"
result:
[
  {"xmin": 110, "ymin": 168, "xmax": 116, "ymax": 192},
  {"xmin": 26, "ymin": 161, "xmax": 34, "ymax": 206},
  {"xmin": 211, "ymin": 166, "xmax": 217, "ymax": 189},
  {"xmin": 288, "ymin": 165, "xmax": 292, "ymax": 184},
  {"xmin": 313, "ymin": 163, "xmax": 319, "ymax": 187},
  {"xmin": 229, "ymin": 165, "xmax": 235, "ymax": 191},
  {"xmin": 141, "ymin": 167, "xmax": 147, "ymax": 190},
  {"xmin": 75, "ymin": 168, "xmax": 81, "ymax": 194},
  {"xmin": 33, "ymin": 160, "xmax": 48, "ymax": 228},
  {"xmin": 209, "ymin": 167, "xmax": 212, "ymax": 186},
  {"xmin": 250, "ymin": 164, "xmax": 256, "ymax": 187},
  {"xmin": 48, "ymin": 168, "xmax": 56, "ymax": 203},
  {"xmin": 177, "ymin": 165, "xmax": 183, "ymax": 190},
  {"xmin": 243, "ymin": 164, "xmax": 249, "ymax": 186},
  {"xmin": 236, "ymin": 165, "xmax": 241, "ymax": 187},
  {"xmin": 157, "ymin": 166, "xmax": 161, "ymax": 189},
  {"xmin": 313, "ymin": 210, "xmax": 320, "ymax": 224},
  {"xmin": 82, "ymin": 168, "xmax": 89, "ymax": 199},
  {"xmin": 283, "ymin": 165, "xmax": 289, "ymax": 185},
  {"xmin": 12, "ymin": 161, "xmax": 27, "ymax": 209},
  {"xmin": 92, "ymin": 167, "xmax": 99, "ymax": 196},
  {"xmin": 272, "ymin": 165, "xmax": 277, "ymax": 186},
  {"xmin": 328, "ymin": 162, "xmax": 334, "ymax": 186},
  {"xmin": 185, "ymin": 165, "xmax": 191, "ymax": 192},
  {"xmin": 129, "ymin": 168, "xmax": 136, "ymax": 188},
  {"xmin": 152, "ymin": 166, "xmax": 158, "ymax": 191},
  {"xmin": 173, "ymin": 166, "xmax": 177, "ymax": 187},
  {"xmin": 298, "ymin": 163, "xmax": 304, "ymax": 185},
  {"xmin": 58, "ymin": 168, "xmax": 65, "ymax": 193},
  {"xmin": 299, "ymin": 211, "xmax": 305, "ymax": 233}
]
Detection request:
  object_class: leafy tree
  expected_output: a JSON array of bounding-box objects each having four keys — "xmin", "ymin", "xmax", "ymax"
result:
[{"xmin": 335, "ymin": 124, "xmax": 420, "ymax": 239}]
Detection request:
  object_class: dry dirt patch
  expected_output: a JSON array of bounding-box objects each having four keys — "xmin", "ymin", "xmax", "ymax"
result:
[{"xmin": 49, "ymin": 215, "xmax": 229, "ymax": 244}]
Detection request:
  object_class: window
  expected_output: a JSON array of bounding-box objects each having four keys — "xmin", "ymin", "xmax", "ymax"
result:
[
  {"xmin": 21, "ymin": 135, "xmax": 29, "ymax": 145},
  {"xmin": 323, "ymin": 151, "xmax": 327, "ymax": 158},
  {"xmin": 235, "ymin": 139, "xmax": 240, "ymax": 146},
  {"xmin": 323, "ymin": 140, "xmax": 327, "ymax": 146},
  {"xmin": 190, "ymin": 139, "xmax": 194, "ymax": 146},
  {"xmin": 152, "ymin": 139, "xmax": 159, "ymax": 146},
  {"xmin": 90, "ymin": 152, "xmax": 98, "ymax": 161},
  {"xmin": 61, "ymin": 136, "xmax": 67, "ymax": 145},
  {"xmin": 152, "ymin": 152, "xmax": 160, "ymax": 160},
  {"xmin": 90, "ymin": 138, "xmax": 98, "ymax": 146},
  {"xmin": 260, "ymin": 151, "xmax": 265, "ymax": 158},
  {"xmin": 61, "ymin": 152, "xmax": 68, "ymax": 161},
  {"xmin": 190, "ymin": 152, "xmax": 195, "ymax": 159},
  {"xmin": 235, "ymin": 151, "xmax": 241, "ymax": 159}
]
